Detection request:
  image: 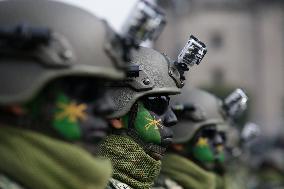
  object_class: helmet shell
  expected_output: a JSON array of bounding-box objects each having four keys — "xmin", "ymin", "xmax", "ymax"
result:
[
  {"xmin": 0, "ymin": 0, "xmax": 124, "ymax": 105},
  {"xmin": 108, "ymin": 47, "xmax": 182, "ymax": 118},
  {"xmin": 171, "ymin": 87, "xmax": 229, "ymax": 143}
]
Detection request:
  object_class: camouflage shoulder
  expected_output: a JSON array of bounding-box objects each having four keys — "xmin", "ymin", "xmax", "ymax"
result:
[
  {"xmin": 152, "ymin": 175, "xmax": 183, "ymax": 189},
  {"xmin": 106, "ymin": 178, "xmax": 134, "ymax": 189},
  {"xmin": 0, "ymin": 174, "xmax": 25, "ymax": 189}
]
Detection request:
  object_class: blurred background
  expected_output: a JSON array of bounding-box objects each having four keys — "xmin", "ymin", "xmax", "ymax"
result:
[
  {"xmin": 152, "ymin": 2, "xmax": 284, "ymax": 186},
  {"xmin": 154, "ymin": 0, "xmax": 284, "ymax": 137}
]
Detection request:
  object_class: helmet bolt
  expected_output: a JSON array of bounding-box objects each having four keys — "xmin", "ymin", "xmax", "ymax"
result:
[
  {"xmin": 143, "ymin": 78, "xmax": 151, "ymax": 85},
  {"xmin": 60, "ymin": 50, "xmax": 73, "ymax": 60}
]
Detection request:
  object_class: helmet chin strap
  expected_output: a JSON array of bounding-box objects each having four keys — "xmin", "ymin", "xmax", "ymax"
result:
[{"xmin": 125, "ymin": 102, "xmax": 165, "ymax": 160}]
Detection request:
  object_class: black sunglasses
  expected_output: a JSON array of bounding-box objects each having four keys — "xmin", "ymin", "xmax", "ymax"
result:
[{"xmin": 142, "ymin": 96, "xmax": 170, "ymax": 115}]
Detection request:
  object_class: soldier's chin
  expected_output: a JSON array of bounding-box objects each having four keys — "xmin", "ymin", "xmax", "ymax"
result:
[
  {"xmin": 147, "ymin": 137, "xmax": 173, "ymax": 160},
  {"xmin": 147, "ymin": 144, "xmax": 166, "ymax": 160},
  {"xmin": 151, "ymin": 152, "xmax": 163, "ymax": 160},
  {"xmin": 161, "ymin": 137, "xmax": 173, "ymax": 147}
]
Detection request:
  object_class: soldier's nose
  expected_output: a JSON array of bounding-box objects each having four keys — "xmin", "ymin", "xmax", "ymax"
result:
[
  {"xmin": 93, "ymin": 92, "xmax": 115, "ymax": 116},
  {"xmin": 163, "ymin": 109, "xmax": 178, "ymax": 127},
  {"xmin": 213, "ymin": 134, "xmax": 224, "ymax": 145}
]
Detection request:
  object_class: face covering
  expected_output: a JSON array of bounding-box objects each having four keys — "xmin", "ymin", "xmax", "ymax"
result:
[
  {"xmin": 120, "ymin": 96, "xmax": 177, "ymax": 159},
  {"xmin": 192, "ymin": 136, "xmax": 225, "ymax": 164},
  {"xmin": 24, "ymin": 77, "xmax": 115, "ymax": 144},
  {"xmin": 191, "ymin": 125, "xmax": 226, "ymax": 168}
]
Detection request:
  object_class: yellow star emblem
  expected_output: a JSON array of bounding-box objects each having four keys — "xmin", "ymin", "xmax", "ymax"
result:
[
  {"xmin": 196, "ymin": 137, "xmax": 208, "ymax": 147},
  {"xmin": 144, "ymin": 116, "xmax": 162, "ymax": 130},
  {"xmin": 55, "ymin": 101, "xmax": 87, "ymax": 123}
]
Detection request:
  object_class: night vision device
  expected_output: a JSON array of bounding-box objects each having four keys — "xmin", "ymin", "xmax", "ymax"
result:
[
  {"xmin": 107, "ymin": 0, "xmax": 166, "ymax": 72},
  {"xmin": 171, "ymin": 35, "xmax": 207, "ymax": 82},
  {"xmin": 223, "ymin": 88, "xmax": 248, "ymax": 119},
  {"xmin": 121, "ymin": 0, "xmax": 166, "ymax": 46}
]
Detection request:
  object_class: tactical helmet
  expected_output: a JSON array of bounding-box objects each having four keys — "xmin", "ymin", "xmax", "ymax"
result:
[
  {"xmin": 108, "ymin": 47, "xmax": 183, "ymax": 118},
  {"xmin": 171, "ymin": 87, "xmax": 229, "ymax": 143},
  {"xmin": 0, "ymin": 0, "xmax": 125, "ymax": 105}
]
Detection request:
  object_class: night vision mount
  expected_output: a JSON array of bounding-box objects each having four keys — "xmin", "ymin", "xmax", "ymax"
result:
[
  {"xmin": 176, "ymin": 35, "xmax": 207, "ymax": 80},
  {"xmin": 112, "ymin": 0, "xmax": 165, "ymax": 59},
  {"xmin": 169, "ymin": 35, "xmax": 207, "ymax": 87},
  {"xmin": 107, "ymin": 0, "xmax": 166, "ymax": 77},
  {"xmin": 121, "ymin": 0, "xmax": 166, "ymax": 47},
  {"xmin": 0, "ymin": 24, "xmax": 51, "ymax": 48},
  {"xmin": 0, "ymin": 24, "xmax": 74, "ymax": 66},
  {"xmin": 223, "ymin": 88, "xmax": 248, "ymax": 119},
  {"xmin": 241, "ymin": 122, "xmax": 260, "ymax": 145}
]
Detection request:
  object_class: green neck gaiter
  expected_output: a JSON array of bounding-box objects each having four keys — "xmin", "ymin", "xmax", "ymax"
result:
[
  {"xmin": 215, "ymin": 174, "xmax": 227, "ymax": 189},
  {"xmin": 0, "ymin": 126, "xmax": 112, "ymax": 189},
  {"xmin": 161, "ymin": 154, "xmax": 217, "ymax": 189},
  {"xmin": 98, "ymin": 135, "xmax": 161, "ymax": 189}
]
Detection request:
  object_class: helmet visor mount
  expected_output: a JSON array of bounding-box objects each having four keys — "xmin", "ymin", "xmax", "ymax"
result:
[
  {"xmin": 106, "ymin": 0, "xmax": 166, "ymax": 68},
  {"xmin": 0, "ymin": 24, "xmax": 75, "ymax": 67}
]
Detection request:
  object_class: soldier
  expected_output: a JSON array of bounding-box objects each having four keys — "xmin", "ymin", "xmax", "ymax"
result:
[
  {"xmin": 0, "ymin": 0, "xmax": 130, "ymax": 189},
  {"xmin": 246, "ymin": 133, "xmax": 284, "ymax": 189},
  {"xmin": 98, "ymin": 36, "xmax": 207, "ymax": 189},
  {"xmin": 153, "ymin": 88, "xmax": 236, "ymax": 189},
  {"xmin": 255, "ymin": 150, "xmax": 284, "ymax": 189}
]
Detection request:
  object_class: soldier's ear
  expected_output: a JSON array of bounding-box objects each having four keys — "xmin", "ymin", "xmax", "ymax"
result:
[
  {"xmin": 6, "ymin": 105, "xmax": 27, "ymax": 116},
  {"xmin": 171, "ymin": 144, "xmax": 185, "ymax": 152},
  {"xmin": 110, "ymin": 118, "xmax": 124, "ymax": 129}
]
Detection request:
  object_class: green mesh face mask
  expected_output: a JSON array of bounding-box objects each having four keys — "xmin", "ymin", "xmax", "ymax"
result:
[
  {"xmin": 192, "ymin": 137, "xmax": 225, "ymax": 164},
  {"xmin": 98, "ymin": 135, "xmax": 161, "ymax": 189},
  {"xmin": 121, "ymin": 102, "xmax": 162, "ymax": 145}
]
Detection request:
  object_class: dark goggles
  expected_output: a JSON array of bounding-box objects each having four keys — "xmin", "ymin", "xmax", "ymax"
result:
[
  {"xmin": 196, "ymin": 125, "xmax": 227, "ymax": 143},
  {"xmin": 142, "ymin": 95, "xmax": 170, "ymax": 115}
]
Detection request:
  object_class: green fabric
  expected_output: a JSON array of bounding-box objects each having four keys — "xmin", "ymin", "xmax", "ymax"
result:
[
  {"xmin": 161, "ymin": 154, "xmax": 227, "ymax": 189},
  {"xmin": 260, "ymin": 169, "xmax": 284, "ymax": 183},
  {"xmin": 215, "ymin": 174, "xmax": 227, "ymax": 189},
  {"xmin": 224, "ymin": 162, "xmax": 250, "ymax": 189},
  {"xmin": 98, "ymin": 135, "xmax": 161, "ymax": 189},
  {"xmin": 0, "ymin": 126, "xmax": 112, "ymax": 189},
  {"xmin": 121, "ymin": 102, "xmax": 162, "ymax": 145},
  {"xmin": 257, "ymin": 169, "xmax": 284, "ymax": 188}
]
